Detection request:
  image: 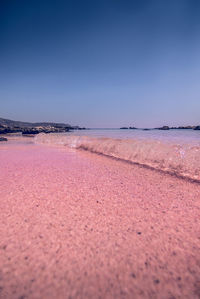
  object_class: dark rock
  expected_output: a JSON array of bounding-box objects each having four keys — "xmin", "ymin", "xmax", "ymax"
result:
[
  {"xmin": 0, "ymin": 126, "xmax": 21, "ymax": 134},
  {"xmin": 22, "ymin": 129, "xmax": 40, "ymax": 135},
  {"xmin": 129, "ymin": 126, "xmax": 137, "ymax": 129},
  {"xmin": 178, "ymin": 126, "xmax": 194, "ymax": 129},
  {"xmin": 65, "ymin": 127, "xmax": 72, "ymax": 132},
  {"xmin": 78, "ymin": 127, "xmax": 86, "ymax": 130},
  {"xmin": 157, "ymin": 126, "xmax": 170, "ymax": 130},
  {"xmin": 22, "ymin": 126, "xmax": 72, "ymax": 134},
  {"xmin": 120, "ymin": 127, "xmax": 129, "ymax": 129},
  {"xmin": 170, "ymin": 126, "xmax": 195, "ymax": 130},
  {"xmin": 194, "ymin": 126, "xmax": 200, "ymax": 130},
  {"xmin": 0, "ymin": 137, "xmax": 7, "ymax": 141}
]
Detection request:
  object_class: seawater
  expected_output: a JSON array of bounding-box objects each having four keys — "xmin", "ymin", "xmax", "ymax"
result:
[
  {"xmin": 66, "ymin": 129, "xmax": 200, "ymax": 144},
  {"xmin": 35, "ymin": 129, "xmax": 200, "ymax": 182}
]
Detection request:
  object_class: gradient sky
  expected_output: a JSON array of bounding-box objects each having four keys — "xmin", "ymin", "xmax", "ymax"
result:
[{"xmin": 1, "ymin": 0, "xmax": 200, "ymax": 128}]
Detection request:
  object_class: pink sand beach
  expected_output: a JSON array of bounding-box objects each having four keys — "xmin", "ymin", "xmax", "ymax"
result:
[{"xmin": 0, "ymin": 140, "xmax": 200, "ymax": 298}]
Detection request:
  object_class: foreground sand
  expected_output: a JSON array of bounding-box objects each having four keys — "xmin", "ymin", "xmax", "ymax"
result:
[{"xmin": 0, "ymin": 142, "xmax": 200, "ymax": 299}]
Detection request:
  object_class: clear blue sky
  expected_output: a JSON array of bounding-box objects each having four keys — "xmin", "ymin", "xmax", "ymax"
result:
[{"xmin": 1, "ymin": 0, "xmax": 200, "ymax": 128}]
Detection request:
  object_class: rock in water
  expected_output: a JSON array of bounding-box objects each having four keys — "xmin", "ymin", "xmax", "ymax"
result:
[
  {"xmin": 22, "ymin": 129, "xmax": 40, "ymax": 135},
  {"xmin": 157, "ymin": 126, "xmax": 170, "ymax": 130}
]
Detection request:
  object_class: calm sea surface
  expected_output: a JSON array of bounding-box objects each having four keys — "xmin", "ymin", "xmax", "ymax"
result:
[{"xmin": 67, "ymin": 129, "xmax": 200, "ymax": 145}]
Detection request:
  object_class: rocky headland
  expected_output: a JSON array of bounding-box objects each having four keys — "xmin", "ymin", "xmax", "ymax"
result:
[{"xmin": 0, "ymin": 117, "xmax": 86, "ymax": 137}]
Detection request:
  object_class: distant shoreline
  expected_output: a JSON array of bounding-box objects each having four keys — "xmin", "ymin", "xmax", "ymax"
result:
[
  {"xmin": 0, "ymin": 117, "xmax": 200, "ymax": 137},
  {"xmin": 120, "ymin": 125, "xmax": 200, "ymax": 131}
]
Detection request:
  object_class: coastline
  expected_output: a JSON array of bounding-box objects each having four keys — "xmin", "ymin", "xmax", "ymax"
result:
[{"xmin": 0, "ymin": 141, "xmax": 200, "ymax": 298}]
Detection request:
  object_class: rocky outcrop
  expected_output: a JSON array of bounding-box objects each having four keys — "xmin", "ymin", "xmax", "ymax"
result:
[
  {"xmin": 0, "ymin": 137, "xmax": 7, "ymax": 141},
  {"xmin": 22, "ymin": 126, "xmax": 71, "ymax": 135},
  {"xmin": 0, "ymin": 126, "xmax": 21, "ymax": 134},
  {"xmin": 22, "ymin": 129, "xmax": 40, "ymax": 135},
  {"xmin": 143, "ymin": 128, "xmax": 151, "ymax": 131},
  {"xmin": 169, "ymin": 126, "xmax": 200, "ymax": 130},
  {"xmin": 0, "ymin": 117, "xmax": 84, "ymax": 135},
  {"xmin": 178, "ymin": 126, "xmax": 194, "ymax": 129},
  {"xmin": 120, "ymin": 126, "xmax": 138, "ymax": 129},
  {"xmin": 171, "ymin": 126, "xmax": 200, "ymax": 130},
  {"xmin": 157, "ymin": 126, "xmax": 170, "ymax": 130}
]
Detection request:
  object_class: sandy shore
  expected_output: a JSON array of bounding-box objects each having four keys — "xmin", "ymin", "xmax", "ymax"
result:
[{"xmin": 0, "ymin": 142, "xmax": 200, "ymax": 298}]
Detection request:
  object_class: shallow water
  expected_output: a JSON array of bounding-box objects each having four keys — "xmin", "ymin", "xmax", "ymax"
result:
[{"xmin": 67, "ymin": 129, "xmax": 200, "ymax": 145}]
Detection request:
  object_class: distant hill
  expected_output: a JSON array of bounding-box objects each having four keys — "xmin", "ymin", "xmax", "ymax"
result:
[{"xmin": 0, "ymin": 117, "xmax": 72, "ymax": 128}]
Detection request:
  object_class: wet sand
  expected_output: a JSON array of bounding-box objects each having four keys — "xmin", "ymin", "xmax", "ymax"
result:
[{"xmin": 0, "ymin": 142, "xmax": 200, "ymax": 299}]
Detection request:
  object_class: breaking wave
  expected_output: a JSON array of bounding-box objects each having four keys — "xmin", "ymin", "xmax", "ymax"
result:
[{"xmin": 35, "ymin": 133, "xmax": 200, "ymax": 182}]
